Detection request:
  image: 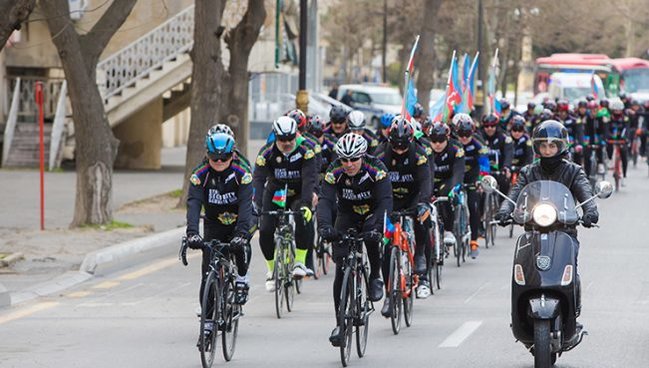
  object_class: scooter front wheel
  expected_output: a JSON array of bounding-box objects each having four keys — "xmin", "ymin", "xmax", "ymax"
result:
[{"xmin": 533, "ymin": 319, "xmax": 556, "ymax": 368}]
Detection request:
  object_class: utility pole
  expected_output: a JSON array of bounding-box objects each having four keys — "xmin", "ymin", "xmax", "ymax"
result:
[
  {"xmin": 296, "ymin": 0, "xmax": 309, "ymax": 112},
  {"xmin": 475, "ymin": 0, "xmax": 485, "ymax": 118},
  {"xmin": 382, "ymin": 0, "xmax": 387, "ymax": 83}
]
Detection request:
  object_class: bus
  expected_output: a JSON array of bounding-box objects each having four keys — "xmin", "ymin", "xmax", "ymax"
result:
[{"xmin": 534, "ymin": 53, "xmax": 649, "ymax": 98}]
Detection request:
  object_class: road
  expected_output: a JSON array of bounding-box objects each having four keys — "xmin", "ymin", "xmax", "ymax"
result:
[{"xmin": 1, "ymin": 166, "xmax": 649, "ymax": 367}]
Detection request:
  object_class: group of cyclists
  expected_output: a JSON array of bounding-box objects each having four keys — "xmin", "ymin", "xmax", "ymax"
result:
[{"xmin": 182, "ymin": 90, "xmax": 645, "ymax": 358}]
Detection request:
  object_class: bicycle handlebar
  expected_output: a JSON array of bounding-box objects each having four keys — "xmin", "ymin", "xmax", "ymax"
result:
[{"xmin": 179, "ymin": 237, "xmax": 234, "ymax": 266}]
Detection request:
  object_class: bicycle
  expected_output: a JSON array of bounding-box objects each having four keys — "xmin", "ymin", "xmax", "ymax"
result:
[
  {"xmin": 507, "ymin": 169, "xmax": 521, "ymax": 238},
  {"xmin": 452, "ymin": 186, "xmax": 471, "ymax": 267},
  {"xmin": 262, "ymin": 209, "xmax": 301, "ymax": 319},
  {"xmin": 631, "ymin": 131, "xmax": 641, "ymax": 167},
  {"xmin": 180, "ymin": 238, "xmax": 241, "ymax": 367},
  {"xmin": 384, "ymin": 209, "xmax": 418, "ymax": 335},
  {"xmin": 608, "ymin": 139, "xmax": 625, "ymax": 192},
  {"xmin": 336, "ymin": 229, "xmax": 375, "ymax": 367},
  {"xmin": 314, "ymin": 233, "xmax": 332, "ymax": 278},
  {"xmin": 480, "ymin": 175, "xmax": 500, "ymax": 248},
  {"xmin": 428, "ymin": 197, "xmax": 449, "ymax": 291}
]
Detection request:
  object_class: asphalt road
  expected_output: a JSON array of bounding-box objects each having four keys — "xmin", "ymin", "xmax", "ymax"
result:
[{"xmin": 1, "ymin": 165, "xmax": 649, "ymax": 368}]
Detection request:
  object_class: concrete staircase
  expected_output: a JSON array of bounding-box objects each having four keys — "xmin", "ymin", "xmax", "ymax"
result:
[{"xmin": 3, "ymin": 123, "xmax": 55, "ymax": 168}]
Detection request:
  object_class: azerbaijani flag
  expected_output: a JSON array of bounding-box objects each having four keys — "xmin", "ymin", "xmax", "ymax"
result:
[
  {"xmin": 591, "ymin": 72, "xmax": 601, "ymax": 100},
  {"xmin": 430, "ymin": 91, "xmax": 447, "ymax": 122},
  {"xmin": 272, "ymin": 188, "xmax": 287, "ymax": 208},
  {"xmin": 383, "ymin": 212, "xmax": 396, "ymax": 245},
  {"xmin": 406, "ymin": 78, "xmax": 418, "ymax": 117},
  {"xmin": 446, "ymin": 52, "xmax": 462, "ymax": 116},
  {"xmin": 401, "ymin": 35, "xmax": 420, "ymax": 119},
  {"xmin": 487, "ymin": 49, "xmax": 500, "ymax": 116}
]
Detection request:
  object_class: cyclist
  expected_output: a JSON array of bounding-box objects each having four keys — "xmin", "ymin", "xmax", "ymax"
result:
[
  {"xmin": 377, "ymin": 113, "xmax": 394, "ymax": 145},
  {"xmin": 318, "ymin": 133, "xmax": 392, "ymax": 346},
  {"xmin": 510, "ymin": 115, "xmax": 534, "ymax": 172},
  {"xmin": 454, "ymin": 113, "xmax": 489, "ymax": 258},
  {"xmin": 495, "ymin": 119, "xmax": 599, "ymax": 325},
  {"xmin": 430, "ymin": 121, "xmax": 466, "ymax": 249},
  {"xmin": 309, "ymin": 114, "xmax": 338, "ymax": 175},
  {"xmin": 498, "ymin": 98, "xmax": 520, "ymax": 132},
  {"xmin": 479, "ymin": 113, "xmax": 513, "ymax": 198},
  {"xmin": 325, "ymin": 105, "xmax": 350, "ymax": 139},
  {"xmin": 347, "ymin": 110, "xmax": 380, "ymax": 154},
  {"xmin": 253, "ymin": 116, "xmax": 318, "ymax": 290},
  {"xmin": 605, "ymin": 99, "xmax": 631, "ymax": 180},
  {"xmin": 375, "ymin": 116, "xmax": 432, "ymax": 300},
  {"xmin": 523, "ymin": 102, "xmax": 536, "ymax": 128},
  {"xmin": 186, "ymin": 132, "xmax": 255, "ymax": 339},
  {"xmin": 556, "ymin": 100, "xmax": 584, "ymax": 166},
  {"xmin": 412, "ymin": 102, "xmax": 426, "ymax": 124}
]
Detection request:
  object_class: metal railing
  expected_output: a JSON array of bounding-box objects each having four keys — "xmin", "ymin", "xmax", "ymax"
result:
[{"xmin": 96, "ymin": 5, "xmax": 195, "ymax": 100}]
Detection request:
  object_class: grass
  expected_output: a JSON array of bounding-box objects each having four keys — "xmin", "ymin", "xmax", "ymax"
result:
[
  {"xmin": 81, "ymin": 220, "xmax": 134, "ymax": 231},
  {"xmin": 169, "ymin": 189, "xmax": 183, "ymax": 198}
]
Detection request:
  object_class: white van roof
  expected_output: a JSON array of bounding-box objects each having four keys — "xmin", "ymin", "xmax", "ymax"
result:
[{"xmin": 549, "ymin": 72, "xmax": 600, "ymax": 88}]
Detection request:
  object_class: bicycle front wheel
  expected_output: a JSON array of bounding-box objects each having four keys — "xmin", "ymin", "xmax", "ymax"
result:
[
  {"xmin": 388, "ymin": 246, "xmax": 402, "ymax": 335},
  {"xmin": 338, "ymin": 266, "xmax": 353, "ymax": 367},
  {"xmin": 285, "ymin": 242, "xmax": 297, "ymax": 310},
  {"xmin": 355, "ymin": 266, "xmax": 370, "ymax": 358},
  {"xmin": 199, "ymin": 271, "xmax": 219, "ymax": 368},
  {"xmin": 274, "ymin": 245, "xmax": 285, "ymax": 319},
  {"xmin": 221, "ymin": 276, "xmax": 239, "ymax": 361}
]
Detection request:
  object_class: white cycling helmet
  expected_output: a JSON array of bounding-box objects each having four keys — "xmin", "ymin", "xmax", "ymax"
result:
[
  {"xmin": 273, "ymin": 116, "xmax": 297, "ymax": 139},
  {"xmin": 335, "ymin": 133, "xmax": 367, "ymax": 159},
  {"xmin": 609, "ymin": 99, "xmax": 624, "ymax": 112},
  {"xmin": 347, "ymin": 110, "xmax": 366, "ymax": 130},
  {"xmin": 207, "ymin": 123, "xmax": 234, "ymax": 137}
]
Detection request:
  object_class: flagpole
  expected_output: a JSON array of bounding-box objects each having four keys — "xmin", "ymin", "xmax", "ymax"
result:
[
  {"xmin": 401, "ymin": 34, "xmax": 421, "ymax": 117},
  {"xmin": 488, "ymin": 48, "xmax": 499, "ymax": 114},
  {"xmin": 467, "ymin": 51, "xmax": 480, "ymax": 86}
]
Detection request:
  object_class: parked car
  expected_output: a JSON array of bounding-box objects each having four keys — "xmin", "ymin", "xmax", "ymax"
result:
[{"xmin": 336, "ymin": 84, "xmax": 402, "ymax": 127}]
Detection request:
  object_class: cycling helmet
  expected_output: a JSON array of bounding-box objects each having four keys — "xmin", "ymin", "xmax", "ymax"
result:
[
  {"xmin": 577, "ymin": 99, "xmax": 588, "ymax": 108},
  {"xmin": 409, "ymin": 117, "xmax": 422, "ymax": 132},
  {"xmin": 532, "ymin": 120, "xmax": 569, "ymax": 157},
  {"xmin": 205, "ymin": 132, "xmax": 235, "ymax": 161},
  {"xmin": 543, "ymin": 100, "xmax": 557, "ymax": 112},
  {"xmin": 539, "ymin": 108, "xmax": 554, "ymax": 121},
  {"xmin": 286, "ymin": 109, "xmax": 307, "ymax": 130},
  {"xmin": 455, "ymin": 114, "xmax": 475, "ymax": 137},
  {"xmin": 557, "ymin": 100, "xmax": 570, "ymax": 112},
  {"xmin": 429, "ymin": 122, "xmax": 450, "ymax": 141},
  {"xmin": 481, "ymin": 113, "xmax": 499, "ymax": 127},
  {"xmin": 388, "ymin": 116, "xmax": 414, "ymax": 149},
  {"xmin": 527, "ymin": 102, "xmax": 536, "ymax": 110},
  {"xmin": 335, "ymin": 133, "xmax": 368, "ymax": 159},
  {"xmin": 619, "ymin": 92, "xmax": 628, "ymax": 101},
  {"xmin": 421, "ymin": 116, "xmax": 433, "ymax": 134},
  {"xmin": 347, "ymin": 110, "xmax": 366, "ymax": 130},
  {"xmin": 500, "ymin": 99, "xmax": 511, "ymax": 111},
  {"xmin": 610, "ymin": 99, "xmax": 624, "ymax": 112},
  {"xmin": 510, "ymin": 115, "xmax": 526, "ymax": 132},
  {"xmin": 599, "ymin": 98, "xmax": 609, "ymax": 108},
  {"xmin": 207, "ymin": 123, "xmax": 234, "ymax": 137},
  {"xmin": 585, "ymin": 94, "xmax": 595, "ymax": 102},
  {"xmin": 380, "ymin": 113, "xmax": 395, "ymax": 129},
  {"xmin": 273, "ymin": 116, "xmax": 297, "ymax": 140},
  {"xmin": 412, "ymin": 102, "xmax": 425, "ymax": 118},
  {"xmin": 587, "ymin": 100, "xmax": 599, "ymax": 109},
  {"xmin": 308, "ymin": 115, "xmax": 326, "ymax": 138},
  {"xmin": 329, "ymin": 105, "xmax": 348, "ymax": 124}
]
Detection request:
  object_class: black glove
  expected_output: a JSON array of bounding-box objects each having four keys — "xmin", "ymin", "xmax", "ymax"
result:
[
  {"xmin": 494, "ymin": 210, "xmax": 510, "ymax": 226},
  {"xmin": 581, "ymin": 212, "xmax": 599, "ymax": 228},
  {"xmin": 363, "ymin": 230, "xmax": 383, "ymax": 244},
  {"xmin": 187, "ymin": 233, "xmax": 203, "ymax": 249},
  {"xmin": 230, "ymin": 236, "xmax": 248, "ymax": 250},
  {"xmin": 320, "ymin": 226, "xmax": 340, "ymax": 242}
]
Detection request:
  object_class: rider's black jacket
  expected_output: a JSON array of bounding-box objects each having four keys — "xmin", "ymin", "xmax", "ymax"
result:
[
  {"xmin": 375, "ymin": 142, "xmax": 432, "ymax": 210},
  {"xmin": 499, "ymin": 159, "xmax": 599, "ymax": 237}
]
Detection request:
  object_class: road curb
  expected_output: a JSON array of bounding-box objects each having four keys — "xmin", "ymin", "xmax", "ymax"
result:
[
  {"xmin": 0, "ymin": 283, "xmax": 10, "ymax": 307},
  {"xmin": 80, "ymin": 227, "xmax": 184, "ymax": 277},
  {"xmin": 9, "ymin": 271, "xmax": 93, "ymax": 306}
]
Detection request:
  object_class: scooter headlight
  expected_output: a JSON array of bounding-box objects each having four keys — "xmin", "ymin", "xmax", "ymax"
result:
[{"xmin": 532, "ymin": 203, "xmax": 557, "ymax": 227}]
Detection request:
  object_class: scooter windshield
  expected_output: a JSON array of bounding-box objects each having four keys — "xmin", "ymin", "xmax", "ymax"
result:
[{"xmin": 512, "ymin": 180, "xmax": 580, "ymax": 226}]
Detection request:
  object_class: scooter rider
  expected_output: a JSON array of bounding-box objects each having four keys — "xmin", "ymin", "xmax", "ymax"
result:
[{"xmin": 495, "ymin": 120, "xmax": 599, "ymax": 321}]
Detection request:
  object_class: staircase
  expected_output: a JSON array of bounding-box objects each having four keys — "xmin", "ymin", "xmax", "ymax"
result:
[{"xmin": 3, "ymin": 123, "xmax": 55, "ymax": 168}]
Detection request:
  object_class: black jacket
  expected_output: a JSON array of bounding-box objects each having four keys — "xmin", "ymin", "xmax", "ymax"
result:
[
  {"xmin": 375, "ymin": 142, "xmax": 432, "ymax": 210},
  {"xmin": 499, "ymin": 159, "xmax": 599, "ymax": 237}
]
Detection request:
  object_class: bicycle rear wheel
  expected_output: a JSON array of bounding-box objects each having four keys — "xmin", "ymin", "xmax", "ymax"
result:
[
  {"xmin": 339, "ymin": 267, "xmax": 353, "ymax": 367},
  {"xmin": 402, "ymin": 263, "xmax": 414, "ymax": 328},
  {"xmin": 388, "ymin": 246, "xmax": 402, "ymax": 335},
  {"xmin": 614, "ymin": 153, "xmax": 622, "ymax": 192},
  {"xmin": 355, "ymin": 267, "xmax": 370, "ymax": 358},
  {"xmin": 483, "ymin": 194, "xmax": 492, "ymax": 249},
  {"xmin": 199, "ymin": 271, "xmax": 219, "ymax": 368},
  {"xmin": 221, "ymin": 276, "xmax": 239, "ymax": 362},
  {"xmin": 274, "ymin": 245, "xmax": 285, "ymax": 319}
]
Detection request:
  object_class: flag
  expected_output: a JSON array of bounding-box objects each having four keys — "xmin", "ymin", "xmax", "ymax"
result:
[
  {"xmin": 446, "ymin": 52, "xmax": 462, "ymax": 115},
  {"xmin": 591, "ymin": 72, "xmax": 601, "ymax": 100},
  {"xmin": 401, "ymin": 35, "xmax": 421, "ymax": 118},
  {"xmin": 272, "ymin": 188, "xmax": 287, "ymax": 208},
  {"xmin": 383, "ymin": 212, "xmax": 396, "ymax": 245},
  {"xmin": 487, "ymin": 48, "xmax": 500, "ymax": 116},
  {"xmin": 462, "ymin": 53, "xmax": 470, "ymax": 91},
  {"xmin": 429, "ymin": 91, "xmax": 447, "ymax": 122},
  {"xmin": 406, "ymin": 78, "xmax": 418, "ymax": 117}
]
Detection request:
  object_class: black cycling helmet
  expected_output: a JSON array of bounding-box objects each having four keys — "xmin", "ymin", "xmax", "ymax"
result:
[
  {"xmin": 532, "ymin": 120, "xmax": 569, "ymax": 157},
  {"xmin": 577, "ymin": 99, "xmax": 588, "ymax": 108},
  {"xmin": 412, "ymin": 102, "xmax": 425, "ymax": 119},
  {"xmin": 500, "ymin": 99, "xmax": 511, "ymax": 111},
  {"xmin": 429, "ymin": 122, "xmax": 450, "ymax": 141},
  {"xmin": 539, "ymin": 108, "xmax": 554, "ymax": 121},
  {"xmin": 308, "ymin": 115, "xmax": 326, "ymax": 138},
  {"xmin": 453, "ymin": 113, "xmax": 474, "ymax": 137},
  {"xmin": 527, "ymin": 102, "xmax": 536, "ymax": 110},
  {"xmin": 388, "ymin": 116, "xmax": 414, "ymax": 150},
  {"xmin": 585, "ymin": 94, "xmax": 595, "ymax": 102},
  {"xmin": 619, "ymin": 92, "xmax": 628, "ymax": 101},
  {"xmin": 481, "ymin": 113, "xmax": 499, "ymax": 127},
  {"xmin": 599, "ymin": 98, "xmax": 609, "ymax": 108},
  {"xmin": 543, "ymin": 100, "xmax": 557, "ymax": 112},
  {"xmin": 510, "ymin": 115, "xmax": 526, "ymax": 132},
  {"xmin": 329, "ymin": 105, "xmax": 348, "ymax": 124}
]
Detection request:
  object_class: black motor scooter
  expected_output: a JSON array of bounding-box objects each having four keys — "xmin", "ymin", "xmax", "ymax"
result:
[{"xmin": 481, "ymin": 176, "xmax": 612, "ymax": 368}]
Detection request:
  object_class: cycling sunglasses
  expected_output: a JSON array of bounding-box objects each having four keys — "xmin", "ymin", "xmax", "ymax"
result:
[
  {"xmin": 340, "ymin": 157, "xmax": 361, "ymax": 163},
  {"xmin": 429, "ymin": 136, "xmax": 448, "ymax": 143},
  {"xmin": 207, "ymin": 151, "xmax": 234, "ymax": 162},
  {"xmin": 457, "ymin": 131, "xmax": 472, "ymax": 138},
  {"xmin": 276, "ymin": 134, "xmax": 296, "ymax": 142},
  {"xmin": 511, "ymin": 127, "xmax": 525, "ymax": 133}
]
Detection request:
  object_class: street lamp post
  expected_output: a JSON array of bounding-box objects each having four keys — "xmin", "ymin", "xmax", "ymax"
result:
[{"xmin": 296, "ymin": 0, "xmax": 309, "ymax": 113}]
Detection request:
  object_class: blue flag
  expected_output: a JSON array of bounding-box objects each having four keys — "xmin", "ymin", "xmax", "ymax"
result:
[{"xmin": 406, "ymin": 78, "xmax": 418, "ymax": 117}]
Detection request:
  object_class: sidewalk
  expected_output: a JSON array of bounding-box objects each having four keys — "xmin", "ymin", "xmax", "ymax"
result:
[{"xmin": 0, "ymin": 147, "xmax": 188, "ymax": 306}]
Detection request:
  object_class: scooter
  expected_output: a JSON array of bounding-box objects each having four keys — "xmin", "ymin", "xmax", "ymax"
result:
[{"xmin": 481, "ymin": 175, "xmax": 613, "ymax": 368}]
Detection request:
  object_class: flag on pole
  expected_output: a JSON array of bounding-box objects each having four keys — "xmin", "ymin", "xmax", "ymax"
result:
[
  {"xmin": 462, "ymin": 53, "xmax": 470, "ymax": 91},
  {"xmin": 429, "ymin": 91, "xmax": 447, "ymax": 122},
  {"xmin": 446, "ymin": 52, "xmax": 462, "ymax": 117},
  {"xmin": 487, "ymin": 48, "xmax": 500, "ymax": 116},
  {"xmin": 401, "ymin": 35, "xmax": 421, "ymax": 119},
  {"xmin": 591, "ymin": 72, "xmax": 601, "ymax": 100},
  {"xmin": 272, "ymin": 188, "xmax": 287, "ymax": 208},
  {"xmin": 406, "ymin": 78, "xmax": 418, "ymax": 117}
]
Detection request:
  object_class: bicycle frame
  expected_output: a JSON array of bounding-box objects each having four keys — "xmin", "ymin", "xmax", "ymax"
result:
[{"xmin": 387, "ymin": 212, "xmax": 418, "ymax": 298}]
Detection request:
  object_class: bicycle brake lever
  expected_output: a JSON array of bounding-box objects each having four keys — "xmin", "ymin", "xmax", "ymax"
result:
[{"xmin": 179, "ymin": 238, "xmax": 188, "ymax": 266}]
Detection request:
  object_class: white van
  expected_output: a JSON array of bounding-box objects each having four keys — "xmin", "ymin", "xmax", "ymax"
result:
[{"xmin": 548, "ymin": 72, "xmax": 605, "ymax": 101}]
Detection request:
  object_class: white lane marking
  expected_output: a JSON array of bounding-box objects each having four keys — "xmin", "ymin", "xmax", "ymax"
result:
[
  {"xmin": 439, "ymin": 321, "xmax": 483, "ymax": 348},
  {"xmin": 0, "ymin": 302, "xmax": 60, "ymax": 325},
  {"xmin": 464, "ymin": 282, "xmax": 490, "ymax": 304}
]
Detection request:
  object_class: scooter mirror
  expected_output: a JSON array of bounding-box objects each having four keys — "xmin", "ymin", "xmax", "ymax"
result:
[
  {"xmin": 595, "ymin": 181, "xmax": 613, "ymax": 199},
  {"xmin": 481, "ymin": 175, "xmax": 498, "ymax": 193}
]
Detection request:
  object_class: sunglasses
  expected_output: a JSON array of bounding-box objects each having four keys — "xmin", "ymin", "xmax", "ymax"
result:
[
  {"xmin": 331, "ymin": 120, "xmax": 346, "ymax": 125},
  {"xmin": 207, "ymin": 152, "xmax": 233, "ymax": 162},
  {"xmin": 457, "ymin": 131, "xmax": 472, "ymax": 138},
  {"xmin": 430, "ymin": 137, "xmax": 447, "ymax": 143},
  {"xmin": 340, "ymin": 157, "xmax": 361, "ymax": 163},
  {"xmin": 276, "ymin": 135, "xmax": 296, "ymax": 142},
  {"xmin": 511, "ymin": 128, "xmax": 525, "ymax": 133},
  {"xmin": 483, "ymin": 125, "xmax": 497, "ymax": 129}
]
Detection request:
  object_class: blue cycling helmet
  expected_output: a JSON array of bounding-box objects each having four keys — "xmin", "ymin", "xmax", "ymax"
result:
[
  {"xmin": 205, "ymin": 132, "xmax": 235, "ymax": 161},
  {"xmin": 380, "ymin": 113, "xmax": 395, "ymax": 128}
]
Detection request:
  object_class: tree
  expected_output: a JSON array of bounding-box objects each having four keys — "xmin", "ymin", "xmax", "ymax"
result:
[
  {"xmin": 42, "ymin": 0, "xmax": 137, "ymax": 227},
  {"xmin": 0, "ymin": 0, "xmax": 35, "ymax": 52},
  {"xmin": 179, "ymin": 0, "xmax": 266, "ymax": 207},
  {"xmin": 415, "ymin": 0, "xmax": 443, "ymax": 108}
]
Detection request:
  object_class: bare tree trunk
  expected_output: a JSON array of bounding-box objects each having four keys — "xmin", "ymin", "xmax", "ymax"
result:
[
  {"xmin": 42, "ymin": 0, "xmax": 136, "ymax": 227},
  {"xmin": 415, "ymin": 0, "xmax": 443, "ymax": 110},
  {"xmin": 221, "ymin": 0, "xmax": 267, "ymax": 157},
  {"xmin": 0, "ymin": 0, "xmax": 35, "ymax": 52},
  {"xmin": 179, "ymin": 0, "xmax": 227, "ymax": 208}
]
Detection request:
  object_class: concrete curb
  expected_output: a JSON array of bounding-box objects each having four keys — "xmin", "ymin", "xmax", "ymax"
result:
[
  {"xmin": 0, "ymin": 283, "xmax": 10, "ymax": 307},
  {"xmin": 80, "ymin": 227, "xmax": 184, "ymax": 277},
  {"xmin": 9, "ymin": 271, "xmax": 93, "ymax": 306}
]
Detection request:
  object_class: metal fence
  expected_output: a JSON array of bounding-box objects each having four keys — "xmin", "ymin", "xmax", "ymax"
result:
[{"xmin": 6, "ymin": 77, "xmax": 65, "ymax": 122}]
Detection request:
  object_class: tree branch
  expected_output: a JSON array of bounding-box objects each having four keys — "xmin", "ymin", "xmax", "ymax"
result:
[
  {"xmin": 225, "ymin": 0, "xmax": 267, "ymax": 56},
  {"xmin": 0, "ymin": 0, "xmax": 36, "ymax": 52},
  {"xmin": 80, "ymin": 0, "xmax": 137, "ymax": 61}
]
